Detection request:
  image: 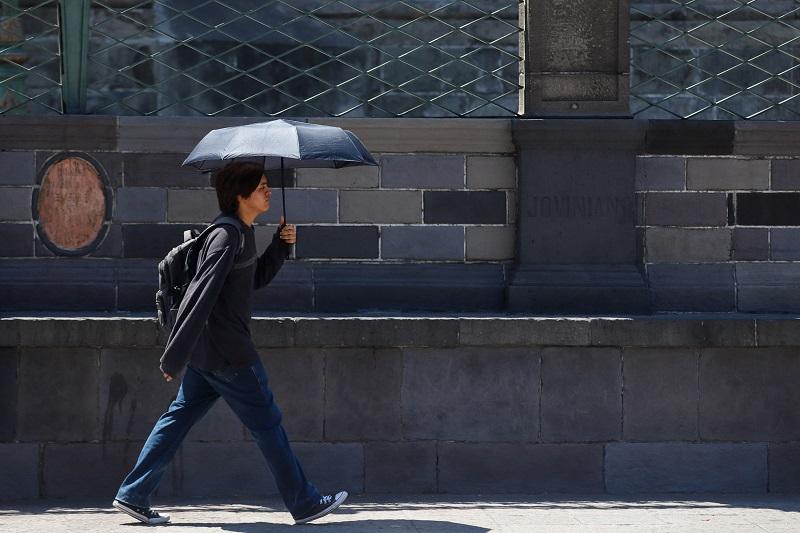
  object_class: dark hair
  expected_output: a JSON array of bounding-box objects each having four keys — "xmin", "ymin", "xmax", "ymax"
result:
[{"xmin": 214, "ymin": 161, "xmax": 264, "ymax": 214}]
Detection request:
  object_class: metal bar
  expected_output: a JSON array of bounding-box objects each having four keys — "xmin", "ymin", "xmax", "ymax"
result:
[{"xmin": 59, "ymin": 0, "xmax": 89, "ymax": 113}]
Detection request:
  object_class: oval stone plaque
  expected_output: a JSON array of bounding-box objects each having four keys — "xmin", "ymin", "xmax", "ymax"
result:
[{"xmin": 37, "ymin": 155, "xmax": 108, "ymax": 254}]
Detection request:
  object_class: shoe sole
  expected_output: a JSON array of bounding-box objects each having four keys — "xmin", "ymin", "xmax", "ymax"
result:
[
  {"xmin": 294, "ymin": 491, "xmax": 348, "ymax": 525},
  {"xmin": 112, "ymin": 499, "xmax": 170, "ymax": 525}
]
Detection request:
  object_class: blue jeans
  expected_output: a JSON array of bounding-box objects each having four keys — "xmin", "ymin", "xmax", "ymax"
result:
[{"xmin": 115, "ymin": 360, "xmax": 321, "ymax": 518}]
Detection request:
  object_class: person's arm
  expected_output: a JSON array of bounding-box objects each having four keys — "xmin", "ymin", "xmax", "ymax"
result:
[
  {"xmin": 159, "ymin": 227, "xmax": 237, "ymax": 378},
  {"xmin": 253, "ymin": 226, "xmax": 292, "ymax": 291}
]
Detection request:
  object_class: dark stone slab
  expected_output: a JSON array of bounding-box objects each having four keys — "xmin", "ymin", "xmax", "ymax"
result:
[
  {"xmin": 122, "ymin": 223, "xmax": 204, "ymax": 259},
  {"xmin": 606, "ymin": 443, "xmax": 767, "ymax": 493},
  {"xmin": 295, "ymin": 226, "xmax": 378, "ymax": 259},
  {"xmin": 769, "ymin": 444, "xmax": 800, "ymax": 493},
  {"xmin": 295, "ymin": 317, "xmax": 459, "ymax": 348},
  {"xmin": 402, "ymin": 347, "xmax": 539, "ymax": 442},
  {"xmin": 0, "ymin": 152, "xmax": 35, "ymax": 185},
  {"xmin": 622, "ymin": 348, "xmax": 698, "ymax": 441},
  {"xmin": 186, "ymin": 399, "xmax": 245, "ymax": 443},
  {"xmin": 178, "ymin": 441, "xmax": 274, "ymax": 497},
  {"xmin": 382, "ymin": 155, "xmax": 465, "ymax": 188},
  {"xmin": 36, "ymin": 151, "xmax": 124, "ymax": 189},
  {"xmin": 258, "ymin": 349, "xmax": 324, "ymax": 441},
  {"xmin": 17, "ymin": 348, "xmax": 100, "ymax": 441},
  {"xmin": 736, "ymin": 192, "xmax": 800, "ymax": 226},
  {"xmin": 634, "ymin": 156, "xmax": 685, "ymax": 191},
  {"xmin": 645, "ymin": 120, "xmax": 734, "ymax": 155},
  {"xmin": 0, "ymin": 282, "xmax": 116, "ymax": 311},
  {"xmin": 423, "ymin": 191, "xmax": 506, "ymax": 224},
  {"xmin": 123, "ymin": 153, "xmax": 207, "ymax": 188},
  {"xmin": 541, "ymin": 347, "xmax": 621, "ymax": 442},
  {"xmin": 116, "ymin": 187, "xmax": 167, "ymax": 222},
  {"xmin": 0, "ymin": 116, "xmax": 117, "ymax": 151},
  {"xmin": 18, "ymin": 318, "xmax": 156, "ymax": 347},
  {"xmin": 365, "ymin": 442, "xmax": 436, "ymax": 493},
  {"xmin": 117, "ymin": 283, "xmax": 157, "ymax": 312},
  {"xmin": 770, "ymin": 228, "xmax": 800, "ymax": 260},
  {"xmin": 312, "ymin": 263, "xmax": 506, "ymax": 312},
  {"xmin": 251, "ymin": 262, "xmax": 314, "ymax": 313},
  {"xmin": 647, "ymin": 263, "xmax": 736, "ymax": 312},
  {"xmin": 772, "ymin": 159, "xmax": 800, "ymax": 190},
  {"xmin": 645, "ymin": 192, "xmax": 728, "ymax": 226},
  {"xmin": 591, "ymin": 318, "xmax": 755, "ymax": 348},
  {"xmin": 0, "ymin": 349, "xmax": 17, "ymax": 442},
  {"xmin": 756, "ymin": 319, "xmax": 800, "ymax": 346},
  {"xmin": 733, "ymin": 227, "xmax": 769, "ymax": 261},
  {"xmin": 700, "ymin": 348, "xmax": 800, "ymax": 441},
  {"xmin": 0, "ymin": 223, "xmax": 33, "ymax": 257},
  {"xmin": 439, "ymin": 443, "xmax": 604, "ymax": 493},
  {"xmin": 459, "ymin": 318, "xmax": 591, "ymax": 346},
  {"xmin": 737, "ymin": 263, "xmax": 800, "ymax": 313},
  {"xmin": 325, "ymin": 348, "xmax": 402, "ymax": 441},
  {"xmin": 0, "ymin": 443, "xmax": 39, "ymax": 500}
]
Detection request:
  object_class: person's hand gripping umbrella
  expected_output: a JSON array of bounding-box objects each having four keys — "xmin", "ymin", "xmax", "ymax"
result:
[{"xmin": 182, "ymin": 119, "xmax": 378, "ymax": 225}]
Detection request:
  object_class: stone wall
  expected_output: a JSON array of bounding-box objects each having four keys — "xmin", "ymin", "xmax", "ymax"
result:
[{"xmin": 2, "ymin": 316, "xmax": 800, "ymax": 500}]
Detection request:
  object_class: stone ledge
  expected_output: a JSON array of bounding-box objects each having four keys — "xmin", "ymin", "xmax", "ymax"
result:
[{"xmin": 2, "ymin": 315, "xmax": 798, "ymax": 348}]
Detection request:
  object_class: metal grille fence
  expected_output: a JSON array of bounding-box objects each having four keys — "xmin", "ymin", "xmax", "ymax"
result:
[
  {"xmin": 631, "ymin": 0, "xmax": 800, "ymax": 119},
  {"xmin": 0, "ymin": 0, "xmax": 61, "ymax": 114}
]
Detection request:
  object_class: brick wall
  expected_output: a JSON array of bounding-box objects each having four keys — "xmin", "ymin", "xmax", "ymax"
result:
[{"xmin": 637, "ymin": 155, "xmax": 800, "ymax": 313}]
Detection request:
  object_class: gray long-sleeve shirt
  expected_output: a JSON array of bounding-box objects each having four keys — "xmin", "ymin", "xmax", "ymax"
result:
[{"xmin": 159, "ymin": 212, "xmax": 291, "ymax": 376}]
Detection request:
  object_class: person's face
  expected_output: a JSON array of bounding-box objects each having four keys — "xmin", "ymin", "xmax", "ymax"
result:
[{"xmin": 239, "ymin": 175, "xmax": 271, "ymax": 213}]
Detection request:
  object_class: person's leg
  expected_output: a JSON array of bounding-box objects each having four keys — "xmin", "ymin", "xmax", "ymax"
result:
[
  {"xmin": 199, "ymin": 361, "xmax": 320, "ymax": 518},
  {"xmin": 115, "ymin": 365, "xmax": 219, "ymax": 508}
]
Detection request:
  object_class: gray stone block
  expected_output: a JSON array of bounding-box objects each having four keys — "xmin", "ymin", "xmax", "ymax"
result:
[
  {"xmin": 123, "ymin": 223, "xmax": 205, "ymax": 259},
  {"xmin": 647, "ymin": 263, "xmax": 736, "ymax": 312},
  {"xmin": 256, "ymin": 189, "xmax": 338, "ymax": 224},
  {"xmin": 465, "ymin": 226, "xmax": 515, "ymax": 260},
  {"xmin": 756, "ymin": 319, "xmax": 800, "ymax": 346},
  {"xmin": 115, "ymin": 187, "xmax": 167, "ymax": 222},
  {"xmin": 340, "ymin": 190, "xmax": 421, "ymax": 224},
  {"xmin": 634, "ymin": 156, "xmax": 685, "ymax": 191},
  {"xmin": 733, "ymin": 227, "xmax": 769, "ymax": 261},
  {"xmin": 622, "ymin": 348, "xmax": 698, "ymax": 441},
  {"xmin": 167, "ymin": 189, "xmax": 219, "ymax": 222},
  {"xmin": 466, "ymin": 156, "xmax": 516, "ymax": 189},
  {"xmin": 700, "ymin": 348, "xmax": 800, "ymax": 441},
  {"xmin": 18, "ymin": 318, "xmax": 157, "ymax": 347},
  {"xmin": 424, "ymin": 191, "xmax": 506, "ymax": 224},
  {"xmin": 591, "ymin": 318, "xmax": 755, "ymax": 347},
  {"xmin": 541, "ymin": 347, "xmax": 621, "ymax": 442},
  {"xmin": 769, "ymin": 444, "xmax": 800, "ymax": 493},
  {"xmin": 687, "ymin": 158, "xmax": 769, "ymax": 191},
  {"xmin": 645, "ymin": 227, "xmax": 731, "ymax": 263},
  {"xmin": 17, "ymin": 348, "xmax": 100, "ymax": 442},
  {"xmin": 644, "ymin": 192, "xmax": 728, "ymax": 226},
  {"xmin": 251, "ymin": 264, "xmax": 314, "ymax": 313},
  {"xmin": 459, "ymin": 318, "xmax": 591, "ymax": 346},
  {"xmin": 0, "ymin": 349, "xmax": 17, "ymax": 441},
  {"xmin": 402, "ymin": 347, "xmax": 538, "ymax": 441},
  {"xmin": 295, "ymin": 164, "xmax": 379, "ymax": 188},
  {"xmin": 771, "ymin": 159, "xmax": 800, "ymax": 190},
  {"xmin": 0, "ymin": 187, "xmax": 32, "ymax": 221},
  {"xmin": 771, "ymin": 228, "xmax": 800, "ymax": 260},
  {"xmin": 507, "ymin": 189, "xmax": 517, "ymax": 225},
  {"xmin": 259, "ymin": 349, "xmax": 324, "ymax": 441},
  {"xmin": 606, "ymin": 443, "xmax": 767, "ymax": 493},
  {"xmin": 0, "ymin": 116, "xmax": 117, "ymax": 151},
  {"xmin": 439, "ymin": 443, "xmax": 603, "ymax": 493},
  {"xmin": 124, "ymin": 153, "xmax": 204, "ymax": 187},
  {"xmin": 0, "ymin": 443, "xmax": 38, "ymax": 500},
  {"xmin": 0, "ymin": 152, "xmax": 35, "ymax": 185},
  {"xmin": 635, "ymin": 192, "xmax": 644, "ymax": 225},
  {"xmin": 173, "ymin": 441, "xmax": 270, "ymax": 498},
  {"xmin": 0, "ymin": 223, "xmax": 33, "ymax": 256},
  {"xmin": 0, "ymin": 319, "xmax": 19, "ymax": 347},
  {"xmin": 99, "ymin": 348, "xmax": 180, "ymax": 442},
  {"xmin": 381, "ymin": 226, "xmax": 464, "ymax": 260},
  {"xmin": 249, "ymin": 318, "xmax": 295, "ymax": 348},
  {"xmin": 187, "ymin": 399, "xmax": 246, "ymax": 443},
  {"xmin": 293, "ymin": 442, "xmax": 364, "ymax": 494},
  {"xmin": 43, "ymin": 442, "xmax": 139, "ymax": 499},
  {"xmin": 737, "ymin": 263, "xmax": 800, "ymax": 313},
  {"xmin": 382, "ymin": 155, "xmax": 464, "ymax": 188},
  {"xmin": 365, "ymin": 442, "xmax": 436, "ymax": 493},
  {"xmin": 295, "ymin": 226, "xmax": 378, "ymax": 259},
  {"xmin": 295, "ymin": 318, "xmax": 460, "ymax": 348},
  {"xmin": 325, "ymin": 348, "xmax": 402, "ymax": 441},
  {"xmin": 36, "ymin": 151, "xmax": 124, "ymax": 189}
]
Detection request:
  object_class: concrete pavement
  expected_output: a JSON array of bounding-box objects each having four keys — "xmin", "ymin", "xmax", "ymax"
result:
[{"xmin": 2, "ymin": 494, "xmax": 800, "ymax": 532}]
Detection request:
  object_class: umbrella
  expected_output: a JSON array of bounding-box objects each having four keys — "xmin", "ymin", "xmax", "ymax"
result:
[{"xmin": 182, "ymin": 119, "xmax": 378, "ymax": 223}]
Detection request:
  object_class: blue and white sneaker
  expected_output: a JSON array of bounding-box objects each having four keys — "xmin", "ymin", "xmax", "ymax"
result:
[
  {"xmin": 294, "ymin": 491, "xmax": 348, "ymax": 525},
  {"xmin": 113, "ymin": 499, "xmax": 170, "ymax": 525}
]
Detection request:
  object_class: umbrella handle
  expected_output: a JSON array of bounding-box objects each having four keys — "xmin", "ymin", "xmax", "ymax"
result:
[{"xmin": 280, "ymin": 157, "xmax": 287, "ymax": 227}]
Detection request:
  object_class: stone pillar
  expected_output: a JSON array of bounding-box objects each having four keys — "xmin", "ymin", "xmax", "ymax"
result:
[
  {"xmin": 519, "ymin": 0, "xmax": 630, "ymax": 117},
  {"xmin": 507, "ymin": 120, "xmax": 649, "ymax": 313}
]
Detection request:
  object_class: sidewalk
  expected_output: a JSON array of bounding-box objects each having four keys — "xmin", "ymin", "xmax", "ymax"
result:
[{"xmin": 2, "ymin": 494, "xmax": 800, "ymax": 532}]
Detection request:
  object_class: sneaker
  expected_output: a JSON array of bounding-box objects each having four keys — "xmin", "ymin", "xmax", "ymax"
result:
[
  {"xmin": 112, "ymin": 499, "xmax": 171, "ymax": 525},
  {"xmin": 293, "ymin": 491, "xmax": 348, "ymax": 525}
]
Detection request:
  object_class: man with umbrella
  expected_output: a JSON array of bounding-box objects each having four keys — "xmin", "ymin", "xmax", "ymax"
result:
[{"xmin": 112, "ymin": 121, "xmax": 376, "ymax": 525}]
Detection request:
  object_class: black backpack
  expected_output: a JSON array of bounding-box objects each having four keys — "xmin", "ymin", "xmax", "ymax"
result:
[{"xmin": 156, "ymin": 216, "xmax": 245, "ymax": 333}]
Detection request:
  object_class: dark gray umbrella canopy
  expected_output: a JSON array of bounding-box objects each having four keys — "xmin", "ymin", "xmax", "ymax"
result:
[
  {"xmin": 182, "ymin": 119, "xmax": 378, "ymax": 224},
  {"xmin": 182, "ymin": 119, "xmax": 378, "ymax": 171}
]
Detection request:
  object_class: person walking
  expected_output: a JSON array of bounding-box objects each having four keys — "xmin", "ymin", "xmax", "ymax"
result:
[{"xmin": 112, "ymin": 161, "xmax": 347, "ymax": 525}]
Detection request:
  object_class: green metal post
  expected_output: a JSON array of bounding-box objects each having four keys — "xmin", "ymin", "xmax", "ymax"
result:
[{"xmin": 59, "ymin": 0, "xmax": 90, "ymax": 114}]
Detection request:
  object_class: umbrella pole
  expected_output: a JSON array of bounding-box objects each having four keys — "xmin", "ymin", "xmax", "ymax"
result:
[{"xmin": 280, "ymin": 157, "xmax": 287, "ymax": 227}]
